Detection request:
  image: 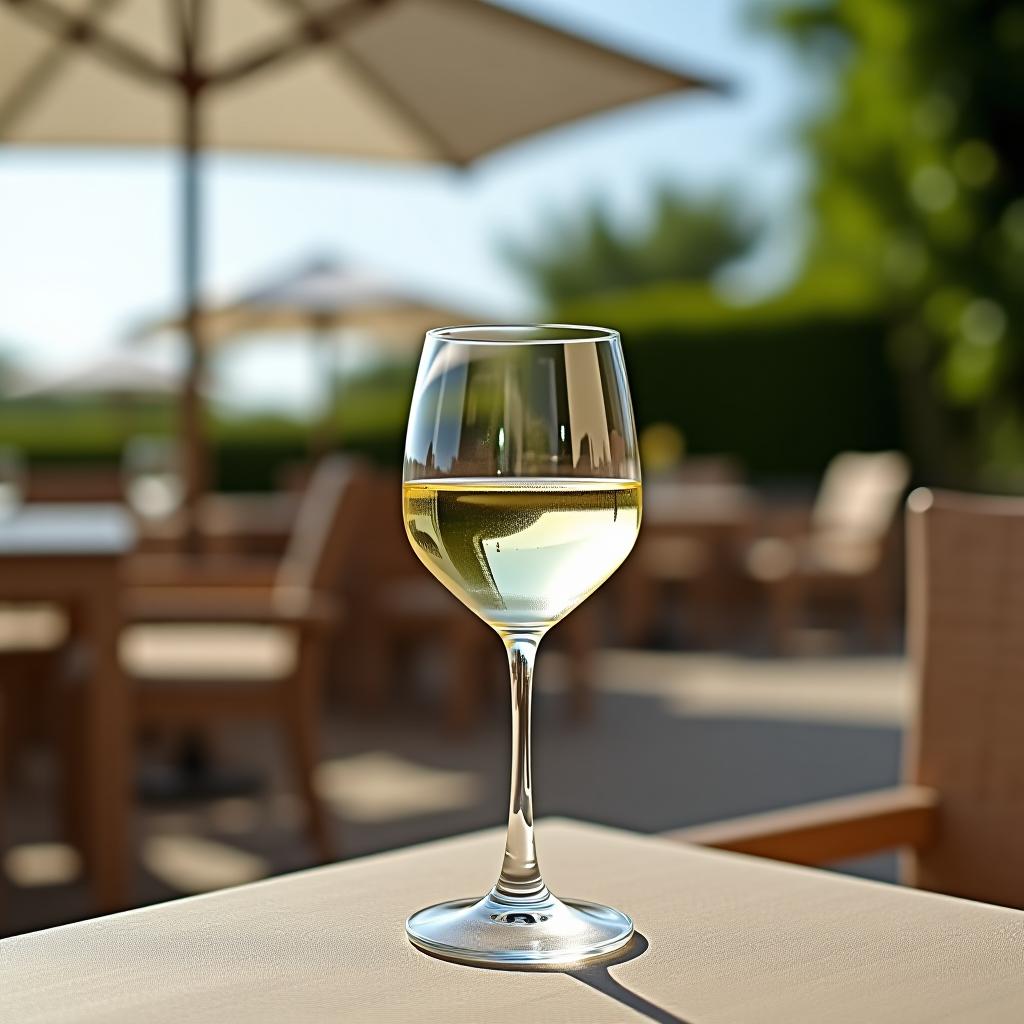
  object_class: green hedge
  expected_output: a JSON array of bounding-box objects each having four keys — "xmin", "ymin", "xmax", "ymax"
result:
[
  {"xmin": 616, "ymin": 316, "xmax": 900, "ymax": 477},
  {"xmin": 564, "ymin": 283, "xmax": 902, "ymax": 478},
  {"xmin": 0, "ymin": 402, "xmax": 410, "ymax": 492},
  {"xmin": 212, "ymin": 431, "xmax": 406, "ymax": 491},
  {"xmin": 1, "ymin": 290, "xmax": 903, "ymax": 484}
]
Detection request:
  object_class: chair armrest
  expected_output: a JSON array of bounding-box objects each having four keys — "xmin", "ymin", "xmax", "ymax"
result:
[
  {"xmin": 123, "ymin": 587, "xmax": 338, "ymax": 629},
  {"xmin": 124, "ymin": 554, "xmax": 279, "ymax": 589},
  {"xmin": 665, "ymin": 785, "xmax": 939, "ymax": 866}
]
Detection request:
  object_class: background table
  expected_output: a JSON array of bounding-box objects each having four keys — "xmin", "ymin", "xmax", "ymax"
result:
[
  {"xmin": 5, "ymin": 819, "xmax": 1023, "ymax": 1023},
  {"xmin": 137, "ymin": 492, "xmax": 298, "ymax": 556},
  {"xmin": 0, "ymin": 503, "xmax": 135, "ymax": 911},
  {"xmin": 643, "ymin": 482, "xmax": 757, "ymax": 529}
]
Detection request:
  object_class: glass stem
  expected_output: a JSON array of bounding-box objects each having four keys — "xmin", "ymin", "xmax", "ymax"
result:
[{"xmin": 494, "ymin": 632, "xmax": 549, "ymax": 902}]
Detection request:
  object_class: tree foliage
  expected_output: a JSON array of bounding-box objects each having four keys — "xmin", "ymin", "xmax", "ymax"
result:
[
  {"xmin": 769, "ymin": 0, "xmax": 1024, "ymax": 486},
  {"xmin": 506, "ymin": 188, "xmax": 756, "ymax": 304}
]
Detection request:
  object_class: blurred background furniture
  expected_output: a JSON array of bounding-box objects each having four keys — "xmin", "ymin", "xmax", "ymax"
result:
[
  {"xmin": 618, "ymin": 466, "xmax": 756, "ymax": 647},
  {"xmin": 120, "ymin": 457, "xmax": 373, "ymax": 863},
  {"xmin": 745, "ymin": 451, "xmax": 910, "ymax": 652},
  {"xmin": 673, "ymin": 488, "xmax": 1024, "ymax": 910},
  {"xmin": 24, "ymin": 458, "xmax": 299, "ymax": 557},
  {"xmin": 137, "ymin": 491, "xmax": 300, "ymax": 557},
  {"xmin": 0, "ymin": 503, "xmax": 135, "ymax": 912},
  {"xmin": 23, "ymin": 467, "xmax": 124, "ymax": 504},
  {"xmin": 0, "ymin": 603, "xmax": 69, "ymax": 919},
  {"xmin": 0, "ymin": 606, "xmax": 68, "ymax": 768}
]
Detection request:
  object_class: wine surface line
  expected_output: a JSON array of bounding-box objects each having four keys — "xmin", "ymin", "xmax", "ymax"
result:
[{"xmin": 402, "ymin": 477, "xmax": 641, "ymax": 632}]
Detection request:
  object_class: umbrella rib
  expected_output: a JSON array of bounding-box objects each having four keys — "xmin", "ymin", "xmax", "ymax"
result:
[
  {"xmin": 207, "ymin": 0, "xmax": 385, "ymax": 89},
  {"xmin": 329, "ymin": 43, "xmax": 465, "ymax": 164},
  {"xmin": 169, "ymin": 0, "xmax": 195, "ymax": 73},
  {"xmin": 0, "ymin": 0, "xmax": 118, "ymax": 135},
  {"xmin": 273, "ymin": 0, "xmax": 462, "ymax": 163},
  {"xmin": 1, "ymin": 0, "xmax": 177, "ymax": 85}
]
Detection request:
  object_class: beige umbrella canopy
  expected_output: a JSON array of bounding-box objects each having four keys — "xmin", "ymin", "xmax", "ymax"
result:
[
  {"xmin": 138, "ymin": 255, "xmax": 479, "ymax": 452},
  {"xmin": 6, "ymin": 351, "xmax": 183, "ymax": 400},
  {"xmin": 140, "ymin": 256, "xmax": 477, "ymax": 348},
  {"xmin": 0, "ymin": 0, "xmax": 725, "ymax": 518}
]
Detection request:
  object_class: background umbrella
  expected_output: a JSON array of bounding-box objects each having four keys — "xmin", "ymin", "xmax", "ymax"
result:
[
  {"xmin": 6, "ymin": 350, "xmax": 183, "ymax": 400},
  {"xmin": 0, "ymin": 0, "xmax": 724, "ymax": 524},
  {"xmin": 137, "ymin": 254, "xmax": 479, "ymax": 453},
  {"xmin": 141, "ymin": 255, "xmax": 478, "ymax": 347}
]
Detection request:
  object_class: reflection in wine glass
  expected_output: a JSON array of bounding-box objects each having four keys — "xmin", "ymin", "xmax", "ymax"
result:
[{"xmin": 402, "ymin": 325, "xmax": 642, "ymax": 967}]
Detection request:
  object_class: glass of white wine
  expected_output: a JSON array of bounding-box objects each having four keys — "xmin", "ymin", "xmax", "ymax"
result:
[{"xmin": 402, "ymin": 325, "xmax": 642, "ymax": 967}]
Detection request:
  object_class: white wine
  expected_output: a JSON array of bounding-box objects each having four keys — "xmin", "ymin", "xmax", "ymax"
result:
[{"xmin": 403, "ymin": 477, "xmax": 641, "ymax": 631}]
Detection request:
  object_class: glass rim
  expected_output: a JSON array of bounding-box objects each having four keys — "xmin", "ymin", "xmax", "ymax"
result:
[{"xmin": 425, "ymin": 323, "xmax": 619, "ymax": 346}]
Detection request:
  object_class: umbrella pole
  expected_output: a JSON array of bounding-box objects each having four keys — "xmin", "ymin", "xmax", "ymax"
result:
[
  {"xmin": 310, "ymin": 314, "xmax": 340, "ymax": 460},
  {"xmin": 180, "ymin": 84, "xmax": 207, "ymax": 549}
]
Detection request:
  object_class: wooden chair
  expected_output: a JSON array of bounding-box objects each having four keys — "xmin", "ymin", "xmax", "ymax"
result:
[
  {"xmin": 0, "ymin": 609, "xmax": 67, "ymax": 915},
  {"xmin": 0, "ymin": 605, "xmax": 68, "ymax": 772},
  {"xmin": 121, "ymin": 457, "xmax": 372, "ymax": 862},
  {"xmin": 670, "ymin": 488, "xmax": 1024, "ymax": 909},
  {"xmin": 746, "ymin": 450, "xmax": 910, "ymax": 651}
]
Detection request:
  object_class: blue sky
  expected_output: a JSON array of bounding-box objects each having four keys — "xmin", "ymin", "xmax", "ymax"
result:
[{"xmin": 0, "ymin": 0, "xmax": 816, "ymax": 413}]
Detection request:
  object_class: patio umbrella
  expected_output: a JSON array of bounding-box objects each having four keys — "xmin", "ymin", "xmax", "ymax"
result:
[
  {"xmin": 139, "ymin": 255, "xmax": 476, "ymax": 348},
  {"xmin": 0, "ymin": 0, "xmax": 724, "ymax": 519},
  {"xmin": 137, "ymin": 255, "xmax": 479, "ymax": 452},
  {"xmin": 6, "ymin": 350, "xmax": 182, "ymax": 400}
]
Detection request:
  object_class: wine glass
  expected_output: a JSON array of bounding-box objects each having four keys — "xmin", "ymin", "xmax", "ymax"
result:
[
  {"xmin": 402, "ymin": 325, "xmax": 642, "ymax": 966},
  {"xmin": 122, "ymin": 435, "xmax": 184, "ymax": 521}
]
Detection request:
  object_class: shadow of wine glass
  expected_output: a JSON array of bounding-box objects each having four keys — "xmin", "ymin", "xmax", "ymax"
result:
[
  {"xmin": 564, "ymin": 933, "xmax": 692, "ymax": 1024},
  {"xmin": 418, "ymin": 931, "xmax": 690, "ymax": 1024}
]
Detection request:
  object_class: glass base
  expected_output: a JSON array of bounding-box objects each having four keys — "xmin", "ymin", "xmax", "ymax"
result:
[{"xmin": 406, "ymin": 889, "xmax": 634, "ymax": 967}]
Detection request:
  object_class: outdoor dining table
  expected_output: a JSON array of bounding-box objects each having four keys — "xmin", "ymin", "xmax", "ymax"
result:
[
  {"xmin": 0, "ymin": 502, "xmax": 135, "ymax": 912},
  {"xmin": 5, "ymin": 819, "xmax": 1022, "ymax": 1023}
]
